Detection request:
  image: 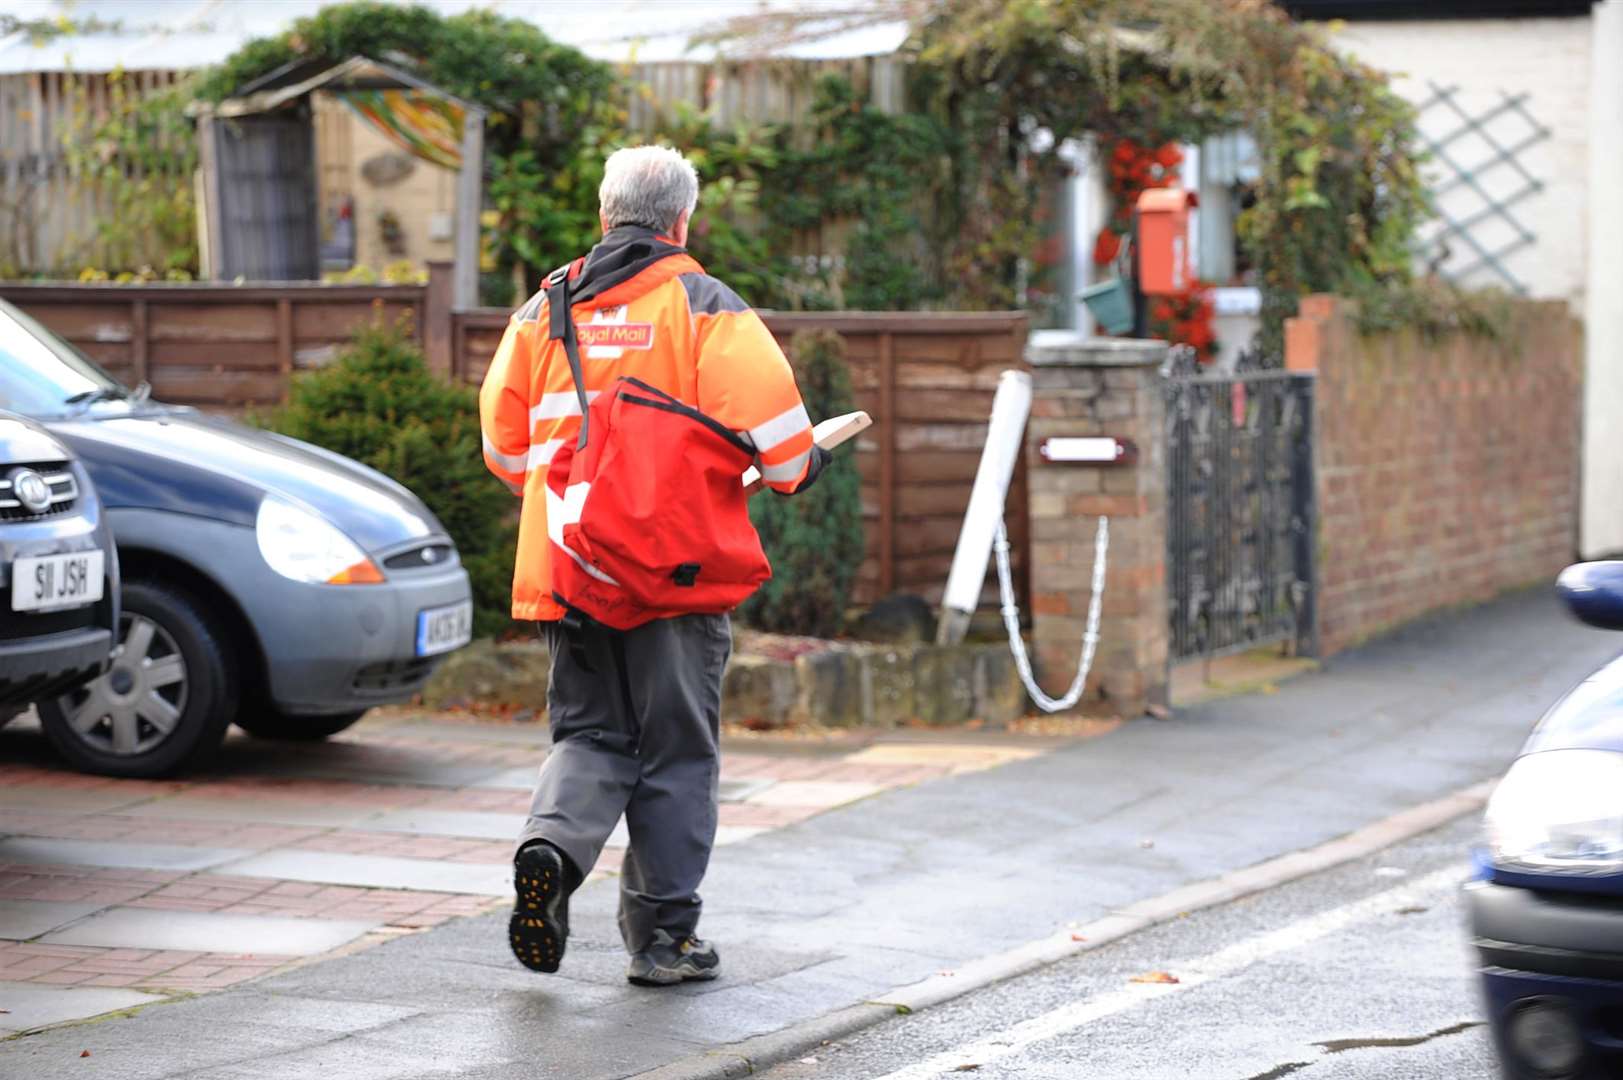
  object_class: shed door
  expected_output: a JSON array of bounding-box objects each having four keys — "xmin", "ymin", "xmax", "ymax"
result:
[{"xmin": 211, "ymin": 111, "xmax": 319, "ymax": 281}]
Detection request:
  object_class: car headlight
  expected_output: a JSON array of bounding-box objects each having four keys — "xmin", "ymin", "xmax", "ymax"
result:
[
  {"xmin": 255, "ymin": 496, "xmax": 384, "ymax": 585},
  {"xmin": 1485, "ymin": 749, "xmax": 1623, "ymax": 875}
]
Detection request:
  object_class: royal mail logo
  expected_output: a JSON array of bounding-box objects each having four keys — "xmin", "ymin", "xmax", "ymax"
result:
[{"xmin": 577, "ymin": 323, "xmax": 654, "ymax": 350}]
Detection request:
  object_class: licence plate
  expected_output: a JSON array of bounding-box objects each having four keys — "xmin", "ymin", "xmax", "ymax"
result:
[
  {"xmin": 12, "ymin": 550, "xmax": 105, "ymax": 612},
  {"xmin": 416, "ymin": 599, "xmax": 473, "ymax": 657}
]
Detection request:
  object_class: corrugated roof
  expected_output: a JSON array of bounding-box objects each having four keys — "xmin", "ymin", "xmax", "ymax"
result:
[
  {"xmin": 1279, "ymin": 0, "xmax": 1593, "ymax": 18},
  {"xmin": 0, "ymin": 0, "xmax": 910, "ymax": 74}
]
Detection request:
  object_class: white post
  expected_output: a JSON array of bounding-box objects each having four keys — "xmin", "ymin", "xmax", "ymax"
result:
[
  {"xmin": 1583, "ymin": 0, "xmax": 1623, "ymax": 557},
  {"xmin": 936, "ymin": 369, "xmax": 1034, "ymax": 645},
  {"xmin": 453, "ymin": 107, "xmax": 485, "ymax": 311}
]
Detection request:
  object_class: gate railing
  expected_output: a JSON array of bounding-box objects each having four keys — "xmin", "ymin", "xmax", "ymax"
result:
[{"xmin": 1165, "ymin": 360, "xmax": 1316, "ymax": 662}]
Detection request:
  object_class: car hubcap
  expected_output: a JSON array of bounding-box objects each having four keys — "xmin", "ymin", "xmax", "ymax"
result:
[{"xmin": 58, "ymin": 614, "xmax": 188, "ymax": 756}]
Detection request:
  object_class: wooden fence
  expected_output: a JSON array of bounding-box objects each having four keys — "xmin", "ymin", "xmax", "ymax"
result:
[
  {"xmin": 0, "ymin": 279, "xmax": 1029, "ymax": 611},
  {"xmin": 0, "ymin": 70, "xmax": 189, "ymax": 276},
  {"xmin": 453, "ymin": 308, "xmax": 1029, "ymax": 608},
  {"xmin": 0, "ymin": 282, "xmax": 424, "ymax": 411}
]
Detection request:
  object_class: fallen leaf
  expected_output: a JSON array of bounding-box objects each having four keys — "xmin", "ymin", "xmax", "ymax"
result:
[
  {"xmin": 1130, "ymin": 971, "xmax": 1180, "ymax": 985},
  {"xmin": 81, "ymin": 1051, "xmax": 92, "ymax": 1058},
  {"xmin": 1070, "ymin": 933, "xmax": 1088, "ymax": 942}
]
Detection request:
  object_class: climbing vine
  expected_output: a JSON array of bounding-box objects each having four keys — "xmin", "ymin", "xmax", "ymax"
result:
[
  {"xmin": 907, "ymin": 0, "xmax": 1431, "ymax": 346},
  {"xmin": 60, "ymin": 72, "xmax": 200, "ymax": 278}
]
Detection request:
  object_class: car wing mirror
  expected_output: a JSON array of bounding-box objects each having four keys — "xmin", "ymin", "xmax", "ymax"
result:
[{"xmin": 1557, "ymin": 561, "xmax": 1623, "ymax": 630}]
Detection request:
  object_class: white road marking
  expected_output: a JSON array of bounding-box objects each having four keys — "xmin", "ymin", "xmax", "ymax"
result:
[{"xmin": 867, "ymin": 865, "xmax": 1467, "ymax": 1080}]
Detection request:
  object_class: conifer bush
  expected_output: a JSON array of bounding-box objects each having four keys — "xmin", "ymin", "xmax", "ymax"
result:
[
  {"xmin": 739, "ymin": 330, "xmax": 865, "ymax": 637},
  {"xmin": 264, "ymin": 321, "xmax": 517, "ymax": 639}
]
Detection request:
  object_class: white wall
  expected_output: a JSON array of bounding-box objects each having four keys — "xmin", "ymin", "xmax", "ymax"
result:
[
  {"xmin": 1330, "ymin": 17, "xmax": 1593, "ymax": 306},
  {"xmin": 1583, "ymin": 0, "xmax": 1623, "ymax": 557}
]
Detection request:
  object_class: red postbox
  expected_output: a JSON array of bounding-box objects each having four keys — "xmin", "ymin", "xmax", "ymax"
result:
[{"xmin": 1135, "ymin": 187, "xmax": 1198, "ymax": 296}]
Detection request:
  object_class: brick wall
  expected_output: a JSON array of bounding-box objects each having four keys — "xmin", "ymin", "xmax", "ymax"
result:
[{"xmin": 1291, "ymin": 295, "xmax": 1583, "ymax": 654}]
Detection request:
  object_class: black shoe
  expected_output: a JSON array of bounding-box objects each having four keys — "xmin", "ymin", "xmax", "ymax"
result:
[
  {"xmin": 510, "ymin": 843, "xmax": 568, "ymax": 973},
  {"xmin": 627, "ymin": 930, "xmax": 721, "ymax": 987}
]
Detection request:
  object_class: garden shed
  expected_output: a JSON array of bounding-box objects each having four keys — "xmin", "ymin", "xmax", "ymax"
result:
[{"xmin": 190, "ymin": 55, "xmax": 484, "ymax": 306}]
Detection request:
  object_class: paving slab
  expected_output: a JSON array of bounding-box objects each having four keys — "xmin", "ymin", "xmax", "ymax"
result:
[
  {"xmin": 0, "ymin": 837, "xmax": 247, "ymax": 872},
  {"xmin": 745, "ymin": 780, "xmax": 885, "ymax": 807},
  {"xmin": 718, "ymin": 778, "xmax": 776, "ymax": 802},
  {"xmin": 0, "ymin": 899, "xmax": 103, "ymax": 940},
  {"xmin": 376, "ymin": 721, "xmax": 552, "ymax": 748},
  {"xmin": 467, "ymin": 766, "xmax": 540, "ymax": 791},
  {"xmin": 0, "ymin": 982, "xmax": 163, "ymax": 1034},
  {"xmin": 714, "ymin": 825, "xmax": 768, "ymax": 846},
  {"xmin": 42, "ymin": 907, "xmax": 382, "ymax": 956},
  {"xmin": 0, "ymin": 785, "xmax": 155, "ymax": 814},
  {"xmin": 118, "ymin": 797, "xmax": 383, "ymax": 829},
  {"xmin": 216, "ymin": 850, "xmax": 511, "ymax": 896},
  {"xmin": 359, "ymin": 809, "xmax": 523, "ymax": 841}
]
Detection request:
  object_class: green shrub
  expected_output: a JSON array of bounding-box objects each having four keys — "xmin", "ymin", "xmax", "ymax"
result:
[
  {"xmin": 263, "ymin": 321, "xmax": 517, "ymax": 639},
  {"xmin": 739, "ymin": 330, "xmax": 865, "ymax": 637}
]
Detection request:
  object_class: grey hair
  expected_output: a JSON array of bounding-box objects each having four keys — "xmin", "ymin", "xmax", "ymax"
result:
[{"xmin": 598, "ymin": 145, "xmax": 700, "ymax": 233}]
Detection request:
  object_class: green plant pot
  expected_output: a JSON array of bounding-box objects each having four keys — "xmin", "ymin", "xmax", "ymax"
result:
[{"xmin": 1080, "ymin": 278, "xmax": 1135, "ymax": 335}]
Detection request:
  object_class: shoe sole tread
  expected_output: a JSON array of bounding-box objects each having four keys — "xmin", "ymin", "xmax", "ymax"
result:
[{"xmin": 510, "ymin": 846, "xmax": 566, "ymax": 974}]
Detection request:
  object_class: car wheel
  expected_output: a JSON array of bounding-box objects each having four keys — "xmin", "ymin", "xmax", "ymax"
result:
[
  {"xmin": 234, "ymin": 708, "xmax": 367, "ymax": 741},
  {"xmin": 38, "ymin": 579, "xmax": 236, "ymax": 778}
]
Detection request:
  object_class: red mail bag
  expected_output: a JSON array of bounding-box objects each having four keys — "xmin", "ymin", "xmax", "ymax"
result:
[{"xmin": 541, "ymin": 266, "xmax": 770, "ymax": 630}]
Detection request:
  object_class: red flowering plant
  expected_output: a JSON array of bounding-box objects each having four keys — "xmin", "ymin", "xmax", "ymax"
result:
[
  {"xmin": 1148, "ymin": 285, "xmax": 1220, "ymax": 365},
  {"xmin": 1094, "ymin": 139, "xmax": 1183, "ymax": 269}
]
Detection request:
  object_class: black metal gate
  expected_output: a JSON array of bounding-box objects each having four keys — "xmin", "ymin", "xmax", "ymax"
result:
[{"xmin": 1165, "ymin": 352, "xmax": 1316, "ymax": 661}]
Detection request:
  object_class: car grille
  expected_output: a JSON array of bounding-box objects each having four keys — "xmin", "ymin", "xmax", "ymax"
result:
[
  {"xmin": 382, "ymin": 543, "xmax": 456, "ymax": 572},
  {"xmin": 351, "ymin": 657, "xmax": 438, "ymax": 695},
  {"xmin": 0, "ymin": 462, "xmax": 78, "ymax": 521},
  {"xmin": 0, "ymin": 606, "xmax": 95, "ymax": 642}
]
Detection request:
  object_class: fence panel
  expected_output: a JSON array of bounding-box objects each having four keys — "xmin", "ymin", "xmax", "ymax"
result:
[
  {"xmin": 0, "ymin": 282, "xmax": 427, "ymax": 412},
  {"xmin": 0, "ymin": 70, "xmax": 187, "ymax": 276}
]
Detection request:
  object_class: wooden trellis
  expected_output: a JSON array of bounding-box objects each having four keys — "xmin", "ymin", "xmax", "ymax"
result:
[{"xmin": 1415, "ymin": 81, "xmax": 1552, "ymax": 295}]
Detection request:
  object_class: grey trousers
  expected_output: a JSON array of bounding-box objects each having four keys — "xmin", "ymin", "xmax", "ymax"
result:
[{"xmin": 519, "ymin": 613, "xmax": 731, "ymax": 954}]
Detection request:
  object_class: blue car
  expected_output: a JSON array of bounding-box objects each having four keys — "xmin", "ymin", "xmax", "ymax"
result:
[
  {"xmin": 1472, "ymin": 561, "xmax": 1623, "ymax": 1080},
  {"xmin": 0, "ymin": 298, "xmax": 473, "ymax": 778}
]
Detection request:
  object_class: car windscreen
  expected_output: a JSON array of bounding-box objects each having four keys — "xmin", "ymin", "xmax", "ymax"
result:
[{"xmin": 0, "ymin": 301, "xmax": 128, "ymax": 416}]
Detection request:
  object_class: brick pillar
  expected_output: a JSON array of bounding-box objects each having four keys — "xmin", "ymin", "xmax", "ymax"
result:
[{"xmin": 1025, "ymin": 335, "xmax": 1170, "ymax": 718}]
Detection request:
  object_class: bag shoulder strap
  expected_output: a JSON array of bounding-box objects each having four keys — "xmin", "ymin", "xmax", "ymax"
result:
[{"xmin": 545, "ymin": 262, "xmax": 591, "ymax": 450}]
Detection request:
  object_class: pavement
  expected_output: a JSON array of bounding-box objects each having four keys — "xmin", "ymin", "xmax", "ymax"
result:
[{"xmin": 0, "ymin": 585, "xmax": 1617, "ymax": 1078}]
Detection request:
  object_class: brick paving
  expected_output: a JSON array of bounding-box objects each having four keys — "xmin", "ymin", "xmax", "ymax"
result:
[{"xmin": 0, "ymin": 709, "xmax": 1063, "ymax": 1017}]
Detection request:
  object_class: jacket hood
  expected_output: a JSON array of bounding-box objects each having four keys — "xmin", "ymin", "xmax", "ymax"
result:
[{"xmin": 568, "ymin": 226, "xmax": 703, "ymax": 311}]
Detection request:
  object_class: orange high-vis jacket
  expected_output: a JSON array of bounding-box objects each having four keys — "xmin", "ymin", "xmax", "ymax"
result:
[{"xmin": 479, "ymin": 228, "xmax": 816, "ymax": 623}]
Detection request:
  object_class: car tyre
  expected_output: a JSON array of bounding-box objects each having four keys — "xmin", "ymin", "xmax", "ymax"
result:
[
  {"xmin": 234, "ymin": 707, "xmax": 367, "ymax": 741},
  {"xmin": 38, "ymin": 578, "xmax": 236, "ymax": 778}
]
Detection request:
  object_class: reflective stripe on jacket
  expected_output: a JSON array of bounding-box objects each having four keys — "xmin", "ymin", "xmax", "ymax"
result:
[{"xmin": 479, "ymin": 226, "xmax": 816, "ymax": 622}]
